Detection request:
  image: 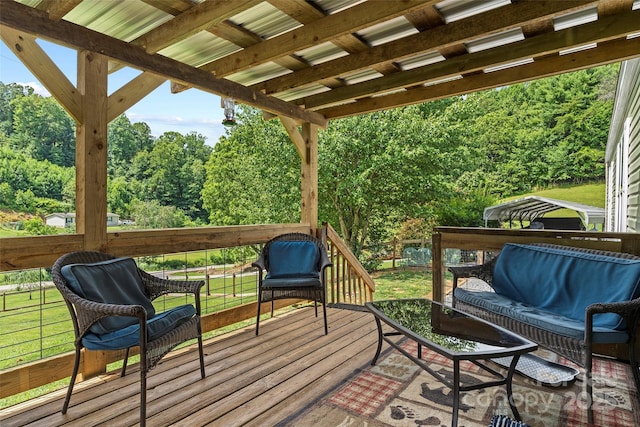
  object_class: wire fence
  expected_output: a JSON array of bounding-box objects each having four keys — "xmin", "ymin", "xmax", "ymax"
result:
[{"xmin": 0, "ymin": 246, "xmax": 260, "ymax": 370}]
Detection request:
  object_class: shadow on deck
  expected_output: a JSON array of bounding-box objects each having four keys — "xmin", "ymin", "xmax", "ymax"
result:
[{"xmin": 1, "ymin": 305, "xmax": 377, "ymax": 427}]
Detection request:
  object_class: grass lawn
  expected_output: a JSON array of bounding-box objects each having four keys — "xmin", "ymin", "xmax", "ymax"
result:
[{"xmin": 371, "ymin": 268, "xmax": 433, "ymax": 300}]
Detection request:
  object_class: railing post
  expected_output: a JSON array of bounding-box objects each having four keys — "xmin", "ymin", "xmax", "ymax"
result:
[{"xmin": 432, "ymin": 232, "xmax": 444, "ymax": 302}]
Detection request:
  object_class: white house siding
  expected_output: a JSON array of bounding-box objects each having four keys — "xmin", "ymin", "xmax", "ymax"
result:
[
  {"xmin": 45, "ymin": 213, "xmax": 119, "ymax": 228},
  {"xmin": 45, "ymin": 215, "xmax": 67, "ymax": 228},
  {"xmin": 605, "ymin": 59, "xmax": 640, "ymax": 232}
]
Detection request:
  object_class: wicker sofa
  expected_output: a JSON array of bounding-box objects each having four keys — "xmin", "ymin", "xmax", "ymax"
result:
[{"xmin": 449, "ymin": 242, "xmax": 640, "ymax": 422}]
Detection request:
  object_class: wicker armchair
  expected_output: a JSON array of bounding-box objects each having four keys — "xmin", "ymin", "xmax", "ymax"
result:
[
  {"xmin": 449, "ymin": 243, "xmax": 640, "ymax": 423},
  {"xmin": 253, "ymin": 233, "xmax": 332, "ymax": 335},
  {"xmin": 51, "ymin": 251, "xmax": 206, "ymax": 427}
]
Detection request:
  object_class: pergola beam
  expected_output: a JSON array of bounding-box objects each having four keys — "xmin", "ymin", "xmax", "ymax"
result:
[
  {"xmin": 319, "ymin": 36, "xmax": 640, "ymax": 119},
  {"xmin": 198, "ymin": 0, "xmax": 434, "ymax": 78},
  {"xmin": 0, "ymin": 26, "xmax": 82, "ymax": 121},
  {"xmin": 255, "ymin": 0, "xmax": 595, "ymax": 96},
  {"xmin": 303, "ymin": 8, "xmax": 640, "ymax": 109},
  {"xmin": 0, "ymin": 0, "xmax": 327, "ymax": 127}
]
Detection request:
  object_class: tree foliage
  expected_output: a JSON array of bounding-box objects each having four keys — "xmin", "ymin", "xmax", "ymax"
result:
[
  {"xmin": 0, "ymin": 64, "xmax": 618, "ymax": 242},
  {"xmin": 202, "ymin": 106, "xmax": 300, "ymax": 225}
]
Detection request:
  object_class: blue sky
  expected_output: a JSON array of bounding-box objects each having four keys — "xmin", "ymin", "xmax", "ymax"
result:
[{"xmin": 0, "ymin": 39, "xmax": 228, "ymax": 146}]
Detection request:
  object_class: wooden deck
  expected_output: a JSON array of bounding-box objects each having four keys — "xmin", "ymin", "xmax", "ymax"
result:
[{"xmin": 1, "ymin": 305, "xmax": 378, "ymax": 427}]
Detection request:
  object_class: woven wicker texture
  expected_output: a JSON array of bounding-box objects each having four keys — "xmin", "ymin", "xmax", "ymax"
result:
[
  {"xmin": 253, "ymin": 232, "xmax": 332, "ymax": 335},
  {"xmin": 51, "ymin": 251, "xmax": 206, "ymax": 426},
  {"xmin": 449, "ymin": 243, "xmax": 640, "ymax": 423}
]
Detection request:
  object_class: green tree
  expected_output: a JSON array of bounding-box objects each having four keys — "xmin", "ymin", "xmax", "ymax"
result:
[
  {"xmin": 23, "ymin": 217, "xmax": 58, "ymax": 235},
  {"xmin": 147, "ymin": 131, "xmax": 212, "ymax": 221},
  {"xmin": 129, "ymin": 199, "xmax": 192, "ymax": 229},
  {"xmin": 0, "ymin": 82, "xmax": 33, "ymax": 136},
  {"xmin": 202, "ymin": 106, "xmax": 300, "ymax": 226},
  {"xmin": 10, "ymin": 94, "xmax": 75, "ymax": 166},
  {"xmin": 318, "ymin": 108, "xmax": 448, "ymax": 256},
  {"xmin": 108, "ymin": 176, "xmax": 136, "ymax": 217}
]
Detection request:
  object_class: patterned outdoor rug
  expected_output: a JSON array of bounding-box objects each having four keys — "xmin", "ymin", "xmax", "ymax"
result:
[{"xmin": 281, "ymin": 339, "xmax": 639, "ymax": 427}]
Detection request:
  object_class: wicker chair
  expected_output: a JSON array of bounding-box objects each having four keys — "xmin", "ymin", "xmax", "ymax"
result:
[
  {"xmin": 449, "ymin": 243, "xmax": 640, "ymax": 423},
  {"xmin": 253, "ymin": 233, "xmax": 332, "ymax": 335},
  {"xmin": 51, "ymin": 251, "xmax": 206, "ymax": 427}
]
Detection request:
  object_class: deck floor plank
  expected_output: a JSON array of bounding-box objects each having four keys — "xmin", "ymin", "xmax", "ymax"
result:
[{"xmin": 0, "ymin": 305, "xmax": 377, "ymax": 427}]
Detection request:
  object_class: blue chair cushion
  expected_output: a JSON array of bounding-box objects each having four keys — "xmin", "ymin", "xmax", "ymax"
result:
[
  {"xmin": 262, "ymin": 276, "xmax": 321, "ymax": 289},
  {"xmin": 454, "ymin": 288, "xmax": 630, "ymax": 344},
  {"xmin": 81, "ymin": 304, "xmax": 196, "ymax": 350},
  {"xmin": 61, "ymin": 257, "xmax": 156, "ymax": 335},
  {"xmin": 492, "ymin": 243, "xmax": 640, "ymax": 329},
  {"xmin": 267, "ymin": 241, "xmax": 320, "ymax": 278}
]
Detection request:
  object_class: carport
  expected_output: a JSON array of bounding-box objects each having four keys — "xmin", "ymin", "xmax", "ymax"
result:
[{"xmin": 483, "ymin": 196, "xmax": 606, "ymax": 230}]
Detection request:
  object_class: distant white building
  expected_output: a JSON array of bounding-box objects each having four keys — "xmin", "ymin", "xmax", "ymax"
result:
[{"xmin": 45, "ymin": 212, "xmax": 120, "ymax": 228}]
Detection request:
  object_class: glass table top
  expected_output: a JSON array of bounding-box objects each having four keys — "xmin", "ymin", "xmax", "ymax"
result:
[{"xmin": 366, "ymin": 299, "xmax": 535, "ymax": 357}]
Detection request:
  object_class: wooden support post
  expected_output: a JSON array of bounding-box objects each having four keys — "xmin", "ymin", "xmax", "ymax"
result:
[
  {"xmin": 280, "ymin": 117, "xmax": 319, "ymax": 232},
  {"xmin": 301, "ymin": 122, "xmax": 318, "ymax": 232},
  {"xmin": 80, "ymin": 349, "xmax": 107, "ymax": 380},
  {"xmin": 76, "ymin": 50, "xmax": 108, "ymax": 251}
]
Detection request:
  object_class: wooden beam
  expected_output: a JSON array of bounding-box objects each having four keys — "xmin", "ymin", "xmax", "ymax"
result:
[
  {"xmin": 0, "ymin": 26, "xmax": 82, "ymax": 121},
  {"xmin": 198, "ymin": 0, "xmax": 434, "ymax": 77},
  {"xmin": 133, "ymin": 0, "xmax": 262, "ymax": 53},
  {"xmin": 254, "ymin": 0, "xmax": 595, "ymax": 95},
  {"xmin": 0, "ymin": 224, "xmax": 311, "ymax": 272},
  {"xmin": 303, "ymin": 9, "xmax": 640, "ymax": 109},
  {"xmin": 0, "ymin": 1, "xmax": 327, "ymax": 127},
  {"xmin": 76, "ymin": 50, "xmax": 108, "ymax": 251},
  {"xmin": 279, "ymin": 116, "xmax": 307, "ymax": 163},
  {"xmin": 107, "ymin": 72, "xmax": 166, "ymax": 122},
  {"xmin": 319, "ymin": 36, "xmax": 640, "ymax": 119},
  {"xmin": 35, "ymin": 0, "xmax": 82, "ymax": 20}
]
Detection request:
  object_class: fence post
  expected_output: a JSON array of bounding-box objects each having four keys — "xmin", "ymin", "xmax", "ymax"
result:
[
  {"xmin": 392, "ymin": 237, "xmax": 397, "ymax": 269},
  {"xmin": 233, "ymin": 273, "xmax": 236, "ymax": 297}
]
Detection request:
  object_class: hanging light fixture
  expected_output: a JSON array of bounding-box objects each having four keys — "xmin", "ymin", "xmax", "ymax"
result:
[{"xmin": 221, "ymin": 97, "xmax": 236, "ymax": 126}]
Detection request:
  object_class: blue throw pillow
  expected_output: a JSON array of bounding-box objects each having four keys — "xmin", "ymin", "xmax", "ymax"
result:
[
  {"xmin": 61, "ymin": 257, "xmax": 156, "ymax": 335},
  {"xmin": 268, "ymin": 241, "xmax": 320, "ymax": 278}
]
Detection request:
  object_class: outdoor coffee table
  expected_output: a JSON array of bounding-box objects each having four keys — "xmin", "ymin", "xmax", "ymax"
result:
[{"xmin": 365, "ymin": 298, "xmax": 537, "ymax": 427}]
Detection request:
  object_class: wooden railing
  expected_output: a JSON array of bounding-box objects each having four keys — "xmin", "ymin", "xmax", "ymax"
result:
[
  {"xmin": 323, "ymin": 222, "xmax": 375, "ymax": 305},
  {"xmin": 0, "ymin": 222, "xmax": 375, "ymax": 399}
]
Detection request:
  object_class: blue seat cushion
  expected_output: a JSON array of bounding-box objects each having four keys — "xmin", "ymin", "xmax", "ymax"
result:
[
  {"xmin": 81, "ymin": 304, "xmax": 196, "ymax": 350},
  {"xmin": 262, "ymin": 276, "xmax": 321, "ymax": 289},
  {"xmin": 454, "ymin": 288, "xmax": 630, "ymax": 344},
  {"xmin": 493, "ymin": 244, "xmax": 640, "ymax": 329},
  {"xmin": 267, "ymin": 241, "xmax": 320, "ymax": 278},
  {"xmin": 61, "ymin": 257, "xmax": 156, "ymax": 335}
]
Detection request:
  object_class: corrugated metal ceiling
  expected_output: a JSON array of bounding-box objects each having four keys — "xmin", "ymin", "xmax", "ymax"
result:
[{"xmin": 3, "ymin": 0, "xmax": 640, "ymax": 122}]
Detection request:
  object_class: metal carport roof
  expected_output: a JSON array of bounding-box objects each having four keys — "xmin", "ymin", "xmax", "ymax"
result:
[{"xmin": 483, "ymin": 196, "xmax": 605, "ymax": 229}]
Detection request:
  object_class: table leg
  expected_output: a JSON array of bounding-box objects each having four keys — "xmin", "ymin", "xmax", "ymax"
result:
[
  {"xmin": 506, "ymin": 355, "xmax": 522, "ymax": 421},
  {"xmin": 452, "ymin": 359, "xmax": 460, "ymax": 427},
  {"xmin": 371, "ymin": 317, "xmax": 383, "ymax": 366}
]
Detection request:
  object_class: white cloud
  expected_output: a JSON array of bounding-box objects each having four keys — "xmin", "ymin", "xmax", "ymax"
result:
[{"xmin": 19, "ymin": 81, "xmax": 50, "ymax": 97}]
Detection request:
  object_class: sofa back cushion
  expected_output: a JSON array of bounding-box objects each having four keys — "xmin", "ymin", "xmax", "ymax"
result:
[
  {"xmin": 493, "ymin": 243, "xmax": 640, "ymax": 329},
  {"xmin": 267, "ymin": 241, "xmax": 320, "ymax": 278},
  {"xmin": 61, "ymin": 257, "xmax": 155, "ymax": 335}
]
